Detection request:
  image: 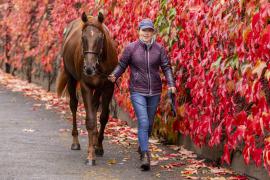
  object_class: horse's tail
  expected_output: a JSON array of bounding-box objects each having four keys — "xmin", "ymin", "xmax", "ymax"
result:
[{"xmin": 56, "ymin": 69, "xmax": 68, "ymax": 97}]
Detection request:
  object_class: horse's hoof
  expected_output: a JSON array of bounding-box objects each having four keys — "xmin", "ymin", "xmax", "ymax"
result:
[
  {"xmin": 95, "ymin": 148, "xmax": 104, "ymax": 156},
  {"xmin": 85, "ymin": 159, "xmax": 96, "ymax": 166},
  {"xmin": 71, "ymin": 143, "xmax": 81, "ymax": 150}
]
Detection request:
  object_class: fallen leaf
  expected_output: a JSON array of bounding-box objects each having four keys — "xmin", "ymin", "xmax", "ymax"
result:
[
  {"xmin": 59, "ymin": 128, "xmax": 70, "ymax": 132},
  {"xmin": 181, "ymin": 175, "xmax": 199, "ymax": 179},
  {"xmin": 227, "ymin": 175, "xmax": 248, "ymax": 180},
  {"xmin": 107, "ymin": 159, "xmax": 117, "ymax": 165},
  {"xmin": 130, "ymin": 128, "xmax": 138, "ymax": 134},
  {"xmin": 80, "ymin": 130, "xmax": 88, "ymax": 136},
  {"xmin": 149, "ymin": 138, "xmax": 160, "ymax": 144},
  {"xmin": 158, "ymin": 157, "xmax": 169, "ymax": 161},
  {"xmin": 23, "ymin": 128, "xmax": 35, "ymax": 133},
  {"xmin": 33, "ymin": 103, "xmax": 42, "ymax": 107},
  {"xmin": 151, "ymin": 161, "xmax": 159, "ymax": 166},
  {"xmin": 165, "ymin": 153, "xmax": 180, "ymax": 158},
  {"xmin": 170, "ymin": 162, "xmax": 185, "ymax": 167},
  {"xmin": 210, "ymin": 177, "xmax": 226, "ymax": 180},
  {"xmin": 167, "ymin": 145, "xmax": 181, "ymax": 151},
  {"xmin": 45, "ymin": 104, "xmax": 53, "ymax": 110},
  {"xmin": 181, "ymin": 168, "xmax": 198, "ymax": 175},
  {"xmin": 122, "ymin": 157, "xmax": 130, "ymax": 161}
]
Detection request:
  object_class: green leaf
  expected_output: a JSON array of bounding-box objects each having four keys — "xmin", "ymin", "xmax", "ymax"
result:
[
  {"xmin": 231, "ymin": 55, "xmax": 239, "ymax": 69},
  {"xmin": 161, "ymin": 0, "xmax": 167, "ymax": 8},
  {"xmin": 168, "ymin": 8, "xmax": 176, "ymax": 19},
  {"xmin": 211, "ymin": 56, "xmax": 222, "ymax": 69}
]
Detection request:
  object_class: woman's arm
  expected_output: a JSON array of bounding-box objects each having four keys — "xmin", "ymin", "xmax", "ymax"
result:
[
  {"xmin": 160, "ymin": 46, "xmax": 176, "ymax": 91},
  {"xmin": 108, "ymin": 45, "xmax": 132, "ymax": 82}
]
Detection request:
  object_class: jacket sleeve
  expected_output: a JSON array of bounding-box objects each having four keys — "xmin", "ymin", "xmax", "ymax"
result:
[
  {"xmin": 111, "ymin": 45, "xmax": 131, "ymax": 79},
  {"xmin": 160, "ymin": 46, "xmax": 175, "ymax": 87}
]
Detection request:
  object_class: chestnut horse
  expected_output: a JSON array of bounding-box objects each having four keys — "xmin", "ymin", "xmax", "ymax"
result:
[{"xmin": 56, "ymin": 12, "xmax": 118, "ymax": 165}]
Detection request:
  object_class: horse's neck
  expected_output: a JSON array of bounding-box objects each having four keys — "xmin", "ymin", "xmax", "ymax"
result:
[{"xmin": 63, "ymin": 20, "xmax": 82, "ymax": 52}]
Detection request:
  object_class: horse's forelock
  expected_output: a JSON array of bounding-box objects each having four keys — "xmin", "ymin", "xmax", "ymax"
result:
[
  {"xmin": 82, "ymin": 23, "xmax": 106, "ymax": 35},
  {"xmin": 81, "ymin": 16, "xmax": 105, "ymax": 33}
]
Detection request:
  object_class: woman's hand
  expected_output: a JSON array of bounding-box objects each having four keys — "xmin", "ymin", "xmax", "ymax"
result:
[
  {"xmin": 108, "ymin": 74, "xmax": 116, "ymax": 83},
  {"xmin": 168, "ymin": 86, "xmax": 176, "ymax": 94}
]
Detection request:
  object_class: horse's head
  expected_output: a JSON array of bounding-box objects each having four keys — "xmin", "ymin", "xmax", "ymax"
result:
[{"xmin": 81, "ymin": 12, "xmax": 105, "ymax": 76}]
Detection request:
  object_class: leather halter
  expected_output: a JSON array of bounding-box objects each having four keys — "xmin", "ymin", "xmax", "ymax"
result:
[{"xmin": 82, "ymin": 24, "xmax": 105, "ymax": 66}]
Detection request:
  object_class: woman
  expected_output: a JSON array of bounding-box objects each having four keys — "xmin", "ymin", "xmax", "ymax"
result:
[{"xmin": 108, "ymin": 18, "xmax": 176, "ymax": 171}]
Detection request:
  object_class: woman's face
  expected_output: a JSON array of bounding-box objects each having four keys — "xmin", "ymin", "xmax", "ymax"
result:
[{"xmin": 139, "ymin": 28, "xmax": 154, "ymax": 43}]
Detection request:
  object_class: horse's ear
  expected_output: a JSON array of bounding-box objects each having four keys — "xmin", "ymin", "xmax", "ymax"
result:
[
  {"xmin": 98, "ymin": 12, "xmax": 104, "ymax": 23},
  {"xmin": 81, "ymin": 12, "xmax": 88, "ymax": 23}
]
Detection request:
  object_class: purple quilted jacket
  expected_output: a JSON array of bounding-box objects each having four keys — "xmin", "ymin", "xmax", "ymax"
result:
[{"xmin": 112, "ymin": 40, "xmax": 175, "ymax": 95}]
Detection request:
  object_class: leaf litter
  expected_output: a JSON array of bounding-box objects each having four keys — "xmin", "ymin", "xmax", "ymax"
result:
[{"xmin": 0, "ymin": 70, "xmax": 248, "ymax": 179}]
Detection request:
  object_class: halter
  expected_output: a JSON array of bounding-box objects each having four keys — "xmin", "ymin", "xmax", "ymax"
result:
[
  {"xmin": 83, "ymin": 49, "xmax": 103, "ymax": 66},
  {"xmin": 82, "ymin": 24, "xmax": 105, "ymax": 67},
  {"xmin": 80, "ymin": 22, "xmax": 119, "ymax": 88}
]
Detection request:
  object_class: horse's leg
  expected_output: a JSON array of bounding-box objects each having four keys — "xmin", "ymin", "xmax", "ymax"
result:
[
  {"xmin": 92, "ymin": 90, "xmax": 101, "ymax": 150},
  {"xmin": 95, "ymin": 83, "xmax": 114, "ymax": 156},
  {"xmin": 80, "ymin": 82, "xmax": 97, "ymax": 166},
  {"xmin": 92, "ymin": 90, "xmax": 101, "ymax": 112},
  {"xmin": 67, "ymin": 77, "xmax": 80, "ymax": 150}
]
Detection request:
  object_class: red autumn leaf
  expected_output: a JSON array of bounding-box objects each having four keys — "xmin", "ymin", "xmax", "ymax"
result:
[
  {"xmin": 251, "ymin": 147, "xmax": 263, "ymax": 167},
  {"xmin": 222, "ymin": 144, "xmax": 231, "ymax": 164},
  {"xmin": 209, "ymin": 125, "xmax": 222, "ymax": 147},
  {"xmin": 243, "ymin": 145, "xmax": 251, "ymax": 165}
]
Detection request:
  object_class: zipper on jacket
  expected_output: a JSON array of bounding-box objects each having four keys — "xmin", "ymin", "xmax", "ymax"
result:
[
  {"xmin": 147, "ymin": 49, "xmax": 152, "ymax": 94},
  {"xmin": 145, "ymin": 50, "xmax": 150, "ymax": 94}
]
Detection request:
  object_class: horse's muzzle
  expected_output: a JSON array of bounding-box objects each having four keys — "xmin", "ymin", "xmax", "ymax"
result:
[{"xmin": 84, "ymin": 66, "xmax": 96, "ymax": 76}]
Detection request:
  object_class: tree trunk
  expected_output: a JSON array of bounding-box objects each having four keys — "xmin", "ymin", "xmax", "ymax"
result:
[
  {"xmin": 26, "ymin": 57, "xmax": 33, "ymax": 83},
  {"xmin": 5, "ymin": 62, "xmax": 10, "ymax": 73}
]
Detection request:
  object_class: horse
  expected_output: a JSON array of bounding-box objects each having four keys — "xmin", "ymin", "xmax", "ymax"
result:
[{"xmin": 56, "ymin": 12, "xmax": 118, "ymax": 165}]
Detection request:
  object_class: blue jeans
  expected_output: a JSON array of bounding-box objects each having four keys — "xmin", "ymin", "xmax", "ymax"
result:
[{"xmin": 130, "ymin": 92, "xmax": 160, "ymax": 152}]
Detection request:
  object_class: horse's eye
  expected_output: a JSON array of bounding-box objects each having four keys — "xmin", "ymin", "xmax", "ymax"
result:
[{"xmin": 98, "ymin": 37, "xmax": 103, "ymax": 46}]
